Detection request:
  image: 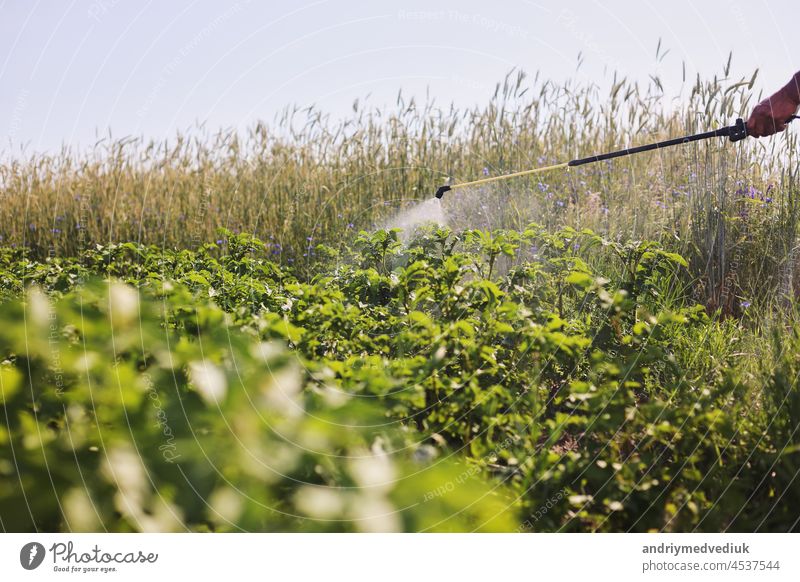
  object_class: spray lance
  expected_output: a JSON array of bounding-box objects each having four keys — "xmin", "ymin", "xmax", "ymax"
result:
[{"xmin": 434, "ymin": 116, "xmax": 799, "ymax": 199}]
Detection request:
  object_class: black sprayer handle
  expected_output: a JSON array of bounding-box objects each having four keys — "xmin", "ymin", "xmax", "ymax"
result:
[
  {"xmin": 568, "ymin": 116, "xmax": 800, "ymax": 167},
  {"xmin": 717, "ymin": 115, "xmax": 796, "ymax": 142},
  {"xmin": 727, "ymin": 117, "xmax": 749, "ymax": 142},
  {"xmin": 568, "ymin": 118, "xmax": 749, "ymax": 167},
  {"xmin": 435, "ymin": 116, "xmax": 798, "ymax": 198},
  {"xmin": 731, "ymin": 115, "xmax": 799, "ymax": 141}
]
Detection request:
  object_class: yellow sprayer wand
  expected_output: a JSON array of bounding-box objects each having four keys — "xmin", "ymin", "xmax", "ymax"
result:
[
  {"xmin": 434, "ymin": 162, "xmax": 568, "ymax": 199},
  {"xmin": 434, "ymin": 117, "xmax": 798, "ymax": 199}
]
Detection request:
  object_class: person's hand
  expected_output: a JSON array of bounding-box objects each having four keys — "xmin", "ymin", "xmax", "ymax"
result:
[{"xmin": 747, "ymin": 86, "xmax": 799, "ymax": 138}]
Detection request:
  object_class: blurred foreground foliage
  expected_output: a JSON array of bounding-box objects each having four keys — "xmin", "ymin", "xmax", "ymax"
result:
[{"xmin": 0, "ymin": 226, "xmax": 798, "ymax": 531}]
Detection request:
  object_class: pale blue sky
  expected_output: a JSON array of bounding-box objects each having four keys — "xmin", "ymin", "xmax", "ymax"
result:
[{"xmin": 1, "ymin": 0, "xmax": 796, "ymax": 153}]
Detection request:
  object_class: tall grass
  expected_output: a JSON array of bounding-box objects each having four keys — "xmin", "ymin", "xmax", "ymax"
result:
[{"xmin": 1, "ymin": 64, "xmax": 798, "ymax": 313}]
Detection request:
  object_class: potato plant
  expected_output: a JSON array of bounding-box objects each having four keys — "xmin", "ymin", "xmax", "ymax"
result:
[{"xmin": 0, "ymin": 226, "xmax": 798, "ymax": 531}]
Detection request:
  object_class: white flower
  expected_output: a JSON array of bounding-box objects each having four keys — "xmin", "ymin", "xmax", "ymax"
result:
[
  {"xmin": 250, "ymin": 341, "xmax": 284, "ymax": 361},
  {"xmin": 260, "ymin": 365, "xmax": 303, "ymax": 417},
  {"xmin": 137, "ymin": 498, "xmax": 184, "ymax": 533},
  {"xmin": 412, "ymin": 444, "xmax": 438, "ymax": 464},
  {"xmin": 349, "ymin": 451, "xmax": 396, "ymax": 493},
  {"xmin": 351, "ymin": 496, "xmax": 401, "ymax": 533},
  {"xmin": 189, "ymin": 360, "xmax": 227, "ymax": 405},
  {"xmin": 109, "ymin": 282, "xmax": 139, "ymax": 327},
  {"xmin": 63, "ymin": 488, "xmax": 101, "ymax": 532},
  {"xmin": 102, "ymin": 445, "xmax": 147, "ymax": 512},
  {"xmin": 294, "ymin": 486, "xmax": 344, "ymax": 519},
  {"xmin": 317, "ymin": 383, "xmax": 350, "ymax": 408},
  {"xmin": 208, "ymin": 488, "xmax": 243, "ymax": 524},
  {"xmin": 26, "ymin": 287, "xmax": 50, "ymax": 328}
]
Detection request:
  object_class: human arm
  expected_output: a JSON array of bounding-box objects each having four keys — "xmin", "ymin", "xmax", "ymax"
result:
[{"xmin": 746, "ymin": 71, "xmax": 800, "ymax": 138}]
